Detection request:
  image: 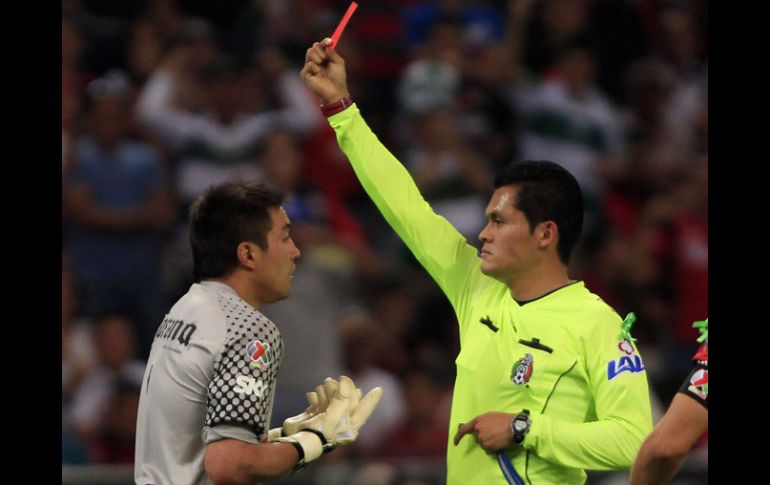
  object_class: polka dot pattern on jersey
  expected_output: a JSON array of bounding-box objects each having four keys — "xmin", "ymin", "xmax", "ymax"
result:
[{"xmin": 205, "ymin": 292, "xmax": 283, "ymax": 440}]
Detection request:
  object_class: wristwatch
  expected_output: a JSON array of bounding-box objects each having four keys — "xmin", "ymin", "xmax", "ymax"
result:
[{"xmin": 510, "ymin": 409, "xmax": 531, "ymax": 445}]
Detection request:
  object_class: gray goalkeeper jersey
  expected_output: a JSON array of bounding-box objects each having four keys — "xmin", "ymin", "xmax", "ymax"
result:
[{"xmin": 134, "ymin": 281, "xmax": 284, "ymax": 485}]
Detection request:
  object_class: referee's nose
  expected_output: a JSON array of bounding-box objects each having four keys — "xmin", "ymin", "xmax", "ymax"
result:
[{"xmin": 479, "ymin": 222, "xmax": 493, "ymax": 244}]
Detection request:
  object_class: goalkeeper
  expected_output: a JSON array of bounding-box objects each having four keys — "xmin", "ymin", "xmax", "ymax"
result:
[
  {"xmin": 134, "ymin": 181, "xmax": 381, "ymax": 485},
  {"xmin": 301, "ymin": 39, "xmax": 652, "ymax": 484}
]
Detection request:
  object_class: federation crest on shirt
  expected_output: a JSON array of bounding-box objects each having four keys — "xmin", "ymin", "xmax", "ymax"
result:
[
  {"xmin": 247, "ymin": 340, "xmax": 274, "ymax": 371},
  {"xmin": 511, "ymin": 353, "xmax": 534, "ymax": 385},
  {"xmin": 687, "ymin": 368, "xmax": 708, "ymax": 399}
]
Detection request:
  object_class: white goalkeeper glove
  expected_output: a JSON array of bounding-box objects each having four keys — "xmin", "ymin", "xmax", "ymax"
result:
[
  {"xmin": 267, "ymin": 377, "xmax": 339, "ymax": 441},
  {"xmin": 323, "ymin": 375, "xmax": 382, "ymax": 450},
  {"xmin": 276, "ymin": 375, "xmax": 382, "ymax": 468},
  {"xmin": 276, "ymin": 377, "xmax": 351, "ymax": 467}
]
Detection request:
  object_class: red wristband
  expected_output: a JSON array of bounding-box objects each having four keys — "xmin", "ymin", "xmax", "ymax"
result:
[{"xmin": 320, "ymin": 94, "xmax": 353, "ymax": 117}]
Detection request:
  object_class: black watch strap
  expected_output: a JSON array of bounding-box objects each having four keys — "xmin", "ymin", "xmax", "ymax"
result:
[{"xmin": 511, "ymin": 409, "xmax": 531, "ymax": 445}]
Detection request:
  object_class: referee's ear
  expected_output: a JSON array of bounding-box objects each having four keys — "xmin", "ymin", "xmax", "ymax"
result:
[
  {"xmin": 236, "ymin": 241, "xmax": 263, "ymax": 270},
  {"xmin": 536, "ymin": 221, "xmax": 559, "ymax": 250}
]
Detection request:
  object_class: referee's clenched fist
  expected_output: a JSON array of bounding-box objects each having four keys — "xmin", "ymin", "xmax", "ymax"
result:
[{"xmin": 301, "ymin": 38, "xmax": 348, "ymax": 106}]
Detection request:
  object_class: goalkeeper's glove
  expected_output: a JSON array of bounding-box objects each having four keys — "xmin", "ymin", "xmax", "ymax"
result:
[
  {"xmin": 276, "ymin": 376, "xmax": 382, "ymax": 468},
  {"xmin": 267, "ymin": 377, "xmax": 339, "ymax": 441},
  {"xmin": 322, "ymin": 375, "xmax": 382, "ymax": 450},
  {"xmin": 276, "ymin": 376, "xmax": 351, "ymax": 468}
]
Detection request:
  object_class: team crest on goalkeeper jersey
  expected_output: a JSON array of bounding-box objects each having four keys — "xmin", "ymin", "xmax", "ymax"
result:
[
  {"xmin": 247, "ymin": 340, "xmax": 274, "ymax": 371},
  {"xmin": 511, "ymin": 353, "xmax": 534, "ymax": 385}
]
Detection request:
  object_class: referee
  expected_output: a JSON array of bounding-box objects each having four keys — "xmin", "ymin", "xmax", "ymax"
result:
[{"xmin": 301, "ymin": 39, "xmax": 653, "ymax": 484}]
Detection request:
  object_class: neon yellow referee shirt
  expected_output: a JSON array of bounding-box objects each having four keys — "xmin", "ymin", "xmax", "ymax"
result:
[{"xmin": 329, "ymin": 105, "xmax": 652, "ymax": 485}]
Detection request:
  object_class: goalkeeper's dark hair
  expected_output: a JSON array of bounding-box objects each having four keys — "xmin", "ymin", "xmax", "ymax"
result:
[
  {"xmin": 494, "ymin": 161, "xmax": 584, "ymax": 264},
  {"xmin": 189, "ymin": 181, "xmax": 286, "ymax": 281}
]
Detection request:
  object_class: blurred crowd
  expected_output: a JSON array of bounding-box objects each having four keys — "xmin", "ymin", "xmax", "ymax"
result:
[{"xmin": 61, "ymin": 0, "xmax": 707, "ymax": 480}]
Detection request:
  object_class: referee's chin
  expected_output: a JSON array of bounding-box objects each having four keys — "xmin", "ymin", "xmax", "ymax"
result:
[
  {"xmin": 480, "ymin": 260, "xmax": 497, "ymax": 277},
  {"xmin": 479, "ymin": 262, "xmax": 507, "ymax": 283}
]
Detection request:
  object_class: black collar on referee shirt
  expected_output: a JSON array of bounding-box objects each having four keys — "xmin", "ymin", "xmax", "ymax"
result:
[{"xmin": 515, "ymin": 280, "xmax": 582, "ymax": 306}]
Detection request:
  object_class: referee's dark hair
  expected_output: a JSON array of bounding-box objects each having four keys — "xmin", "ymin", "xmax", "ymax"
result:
[
  {"xmin": 494, "ymin": 161, "xmax": 584, "ymax": 265},
  {"xmin": 189, "ymin": 181, "xmax": 286, "ymax": 281}
]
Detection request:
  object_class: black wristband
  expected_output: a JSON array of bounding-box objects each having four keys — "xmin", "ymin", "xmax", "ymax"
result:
[{"xmin": 289, "ymin": 441, "xmax": 304, "ymax": 461}]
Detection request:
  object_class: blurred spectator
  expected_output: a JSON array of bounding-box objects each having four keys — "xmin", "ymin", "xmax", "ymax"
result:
[
  {"xmin": 62, "ymin": 16, "xmax": 87, "ymax": 174},
  {"xmin": 260, "ymin": 130, "xmax": 385, "ymax": 279},
  {"xmin": 125, "ymin": 19, "xmax": 167, "ymax": 85},
  {"xmin": 587, "ymin": 0, "xmax": 650, "ymax": 104},
  {"xmin": 397, "ymin": 15, "xmax": 462, "ymax": 119},
  {"xmin": 381, "ymin": 358, "xmax": 452, "ymax": 457},
  {"xmin": 338, "ymin": 313, "xmax": 405, "ymax": 453},
  {"xmin": 402, "ymin": 0, "xmax": 505, "ymax": 52},
  {"xmin": 125, "ymin": 2, "xmax": 217, "ymax": 86},
  {"xmin": 62, "ymin": 255, "xmax": 96, "ymax": 466},
  {"xmin": 134, "ymin": 17, "xmax": 218, "ymax": 108},
  {"xmin": 67, "ymin": 315, "xmax": 146, "ymax": 445},
  {"xmin": 514, "ymin": 36, "xmax": 623, "ymax": 227},
  {"xmin": 63, "ymin": 71, "xmax": 176, "ymax": 355},
  {"xmin": 651, "ymin": 2, "xmax": 708, "ymax": 160},
  {"xmin": 135, "ymin": 45, "xmax": 321, "ymax": 207},
  {"xmin": 344, "ymin": 1, "xmax": 406, "ymax": 113},
  {"xmin": 455, "ymin": 40, "xmax": 518, "ymax": 170},
  {"xmin": 623, "ymin": 59, "xmax": 688, "ymax": 184},
  {"xmin": 403, "ymin": 108, "xmax": 491, "ymax": 239},
  {"xmin": 520, "ymin": 0, "xmax": 592, "ymax": 76},
  {"xmin": 395, "ymin": 14, "xmax": 491, "ymax": 239},
  {"xmin": 62, "ymin": 428, "xmax": 90, "ymax": 465},
  {"xmin": 71, "ymin": 0, "xmax": 150, "ymax": 74},
  {"xmin": 366, "ymin": 276, "xmax": 422, "ymax": 375},
  {"xmin": 263, "ymin": 258, "xmax": 348, "ymax": 428},
  {"xmin": 62, "ymin": 258, "xmax": 96, "ymax": 416},
  {"xmin": 89, "ymin": 380, "xmax": 142, "ymax": 464},
  {"xmin": 628, "ymin": 160, "xmax": 708, "ymax": 345},
  {"xmin": 135, "ymin": 44, "xmax": 320, "ymax": 302},
  {"xmin": 623, "ymin": 159, "xmax": 707, "ymax": 400}
]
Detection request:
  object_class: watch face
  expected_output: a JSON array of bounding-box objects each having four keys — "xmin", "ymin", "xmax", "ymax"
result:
[{"xmin": 514, "ymin": 420, "xmax": 527, "ymax": 432}]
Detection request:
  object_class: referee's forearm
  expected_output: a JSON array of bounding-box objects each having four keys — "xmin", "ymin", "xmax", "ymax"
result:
[{"xmin": 528, "ymin": 414, "xmax": 647, "ymax": 470}]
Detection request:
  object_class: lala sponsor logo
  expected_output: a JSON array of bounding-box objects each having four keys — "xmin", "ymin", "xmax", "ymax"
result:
[{"xmin": 607, "ymin": 354, "xmax": 646, "ymax": 380}]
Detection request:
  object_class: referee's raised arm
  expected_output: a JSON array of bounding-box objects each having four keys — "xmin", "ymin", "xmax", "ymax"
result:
[{"xmin": 300, "ymin": 38, "xmax": 480, "ymax": 312}]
